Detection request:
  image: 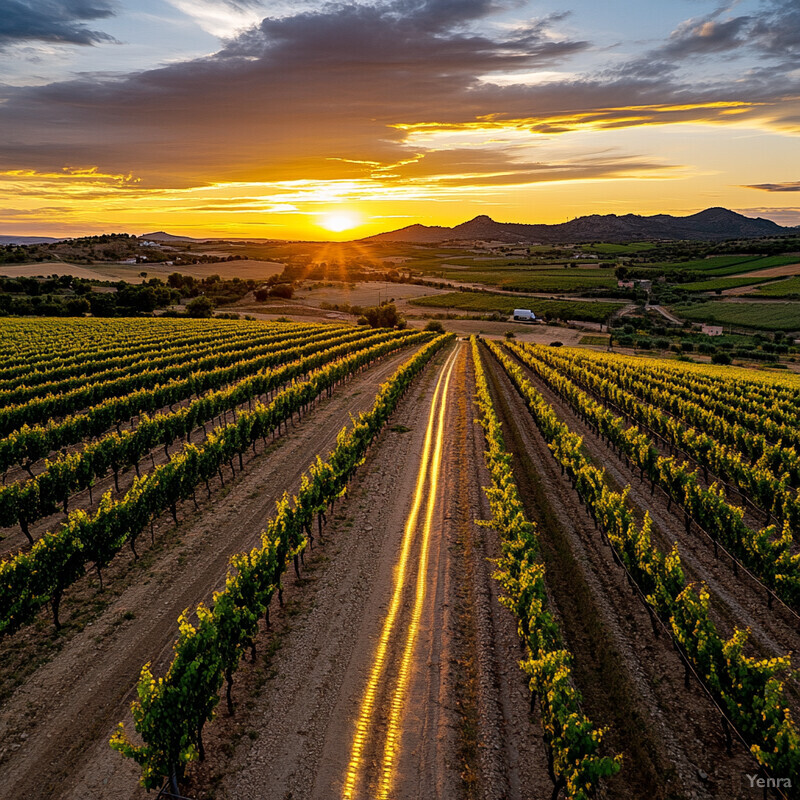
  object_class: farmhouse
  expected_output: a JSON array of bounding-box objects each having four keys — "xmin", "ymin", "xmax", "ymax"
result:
[{"xmin": 701, "ymin": 325, "xmax": 724, "ymax": 336}]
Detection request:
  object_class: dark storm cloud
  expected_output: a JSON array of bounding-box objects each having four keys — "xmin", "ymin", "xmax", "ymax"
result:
[
  {"xmin": 0, "ymin": 0, "xmax": 118, "ymax": 49},
  {"xmin": 745, "ymin": 182, "xmax": 800, "ymax": 192}
]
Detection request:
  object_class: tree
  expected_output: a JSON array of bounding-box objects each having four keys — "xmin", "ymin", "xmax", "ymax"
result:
[
  {"xmin": 186, "ymin": 295, "xmax": 214, "ymax": 318},
  {"xmin": 65, "ymin": 297, "xmax": 90, "ymax": 316},
  {"xmin": 268, "ymin": 283, "xmax": 294, "ymax": 299},
  {"xmin": 359, "ymin": 302, "xmax": 405, "ymax": 329}
]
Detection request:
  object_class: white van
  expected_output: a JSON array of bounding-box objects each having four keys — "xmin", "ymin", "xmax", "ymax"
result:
[{"xmin": 513, "ymin": 308, "xmax": 537, "ymax": 322}]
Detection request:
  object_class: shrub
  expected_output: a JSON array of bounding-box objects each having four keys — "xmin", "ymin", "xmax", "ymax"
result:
[
  {"xmin": 185, "ymin": 295, "xmax": 214, "ymax": 318},
  {"xmin": 360, "ymin": 302, "xmax": 406, "ymax": 329}
]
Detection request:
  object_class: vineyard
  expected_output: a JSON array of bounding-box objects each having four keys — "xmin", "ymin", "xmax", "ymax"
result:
[{"xmin": 0, "ymin": 317, "xmax": 798, "ymax": 800}]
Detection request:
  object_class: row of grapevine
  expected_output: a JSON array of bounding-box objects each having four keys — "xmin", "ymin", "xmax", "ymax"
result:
[
  {"xmin": 546, "ymin": 348, "xmax": 800, "ymax": 494},
  {"xmin": 0, "ymin": 324, "xmax": 349, "ymax": 434},
  {"xmin": 0, "ymin": 318, "xmax": 252, "ymax": 372},
  {"xmin": 550, "ymin": 348, "xmax": 800, "ymax": 482},
  {"xmin": 470, "ymin": 338, "xmax": 621, "ymax": 799},
  {"xmin": 0, "ymin": 326, "xmax": 391, "ymax": 473},
  {"xmin": 506, "ymin": 342, "xmax": 800, "ymax": 610},
  {"xmin": 109, "ymin": 333, "xmax": 454, "ymax": 791},
  {"xmin": 590, "ymin": 347, "xmax": 800, "ymax": 412},
  {"xmin": 572, "ymin": 350, "xmax": 800, "ymax": 448},
  {"xmin": 0, "ymin": 330, "xmax": 424, "ymax": 541},
  {"xmin": 0, "ymin": 322, "xmax": 286, "ymax": 393},
  {"xmin": 0, "ymin": 332, "xmax": 433, "ymax": 638},
  {"xmin": 485, "ymin": 339, "xmax": 800, "ymax": 787},
  {"xmin": 521, "ymin": 344, "xmax": 800, "ymax": 526},
  {"xmin": 0, "ymin": 322, "xmax": 293, "ymax": 401}
]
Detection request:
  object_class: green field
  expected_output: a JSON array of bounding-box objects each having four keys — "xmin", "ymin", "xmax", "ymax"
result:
[
  {"xmin": 670, "ymin": 301, "xmax": 800, "ymax": 331},
  {"xmin": 444, "ymin": 268, "xmax": 617, "ymax": 293},
  {"xmin": 410, "ymin": 291, "xmax": 624, "ymax": 322},
  {"xmin": 755, "ymin": 277, "xmax": 800, "ymax": 298},
  {"xmin": 579, "ymin": 334, "xmax": 612, "ymax": 345},
  {"xmin": 649, "ymin": 255, "xmax": 799, "ymax": 277},
  {"xmin": 680, "ymin": 275, "xmax": 781, "ymax": 293},
  {"xmin": 704, "ymin": 255, "xmax": 800, "ymax": 277},
  {"xmin": 649, "ymin": 255, "xmax": 755, "ymax": 272},
  {"xmin": 581, "ymin": 242, "xmax": 656, "ymax": 254}
]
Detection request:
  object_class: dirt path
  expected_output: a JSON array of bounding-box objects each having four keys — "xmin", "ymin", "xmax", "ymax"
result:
[
  {"xmin": 481, "ymin": 342, "xmax": 756, "ymax": 799},
  {"xmin": 0, "ymin": 345, "xmax": 425, "ymax": 800},
  {"xmin": 169, "ymin": 341, "xmax": 549, "ymax": 800}
]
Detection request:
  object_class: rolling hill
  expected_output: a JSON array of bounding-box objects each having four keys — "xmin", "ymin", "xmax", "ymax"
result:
[{"xmin": 362, "ymin": 208, "xmax": 795, "ymax": 244}]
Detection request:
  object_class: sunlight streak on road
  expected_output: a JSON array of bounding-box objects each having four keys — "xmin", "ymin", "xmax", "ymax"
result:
[
  {"xmin": 376, "ymin": 345, "xmax": 456, "ymax": 799},
  {"xmin": 342, "ymin": 346, "xmax": 457, "ymax": 800}
]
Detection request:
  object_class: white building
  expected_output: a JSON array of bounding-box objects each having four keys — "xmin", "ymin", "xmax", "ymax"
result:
[{"xmin": 701, "ymin": 325, "xmax": 724, "ymax": 336}]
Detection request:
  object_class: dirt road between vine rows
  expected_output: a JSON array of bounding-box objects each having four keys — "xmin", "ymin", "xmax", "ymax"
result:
[{"xmin": 177, "ymin": 340, "xmax": 548, "ymax": 800}]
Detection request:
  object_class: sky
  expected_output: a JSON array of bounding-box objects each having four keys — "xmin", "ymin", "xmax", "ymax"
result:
[{"xmin": 0, "ymin": 0, "xmax": 798, "ymax": 240}]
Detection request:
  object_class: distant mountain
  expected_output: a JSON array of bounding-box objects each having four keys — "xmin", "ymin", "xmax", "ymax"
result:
[
  {"xmin": 362, "ymin": 208, "xmax": 791, "ymax": 244},
  {"xmin": 139, "ymin": 231, "xmax": 201, "ymax": 242},
  {"xmin": 0, "ymin": 235, "xmax": 63, "ymax": 245}
]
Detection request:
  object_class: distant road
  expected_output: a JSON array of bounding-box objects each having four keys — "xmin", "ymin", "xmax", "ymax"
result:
[{"xmin": 649, "ymin": 304, "xmax": 683, "ymax": 325}]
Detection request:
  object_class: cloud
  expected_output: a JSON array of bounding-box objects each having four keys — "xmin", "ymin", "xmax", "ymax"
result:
[
  {"xmin": 744, "ymin": 182, "xmax": 800, "ymax": 192},
  {"xmin": 0, "ymin": 1, "xmax": 590, "ymax": 186},
  {"xmin": 750, "ymin": 0, "xmax": 800, "ymax": 58},
  {"xmin": 660, "ymin": 13, "xmax": 752, "ymax": 60},
  {"xmin": 0, "ymin": 0, "xmax": 118, "ymax": 49},
  {"xmin": 612, "ymin": 0, "xmax": 800, "ymax": 84},
  {"xmin": 0, "ymin": 0, "xmax": 797, "ymax": 209},
  {"xmin": 167, "ymin": 0, "xmax": 265, "ymax": 38},
  {"xmin": 735, "ymin": 207, "xmax": 800, "ymax": 226}
]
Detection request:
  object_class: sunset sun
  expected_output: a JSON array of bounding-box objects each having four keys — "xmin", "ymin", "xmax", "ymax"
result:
[{"xmin": 319, "ymin": 210, "xmax": 361, "ymax": 233}]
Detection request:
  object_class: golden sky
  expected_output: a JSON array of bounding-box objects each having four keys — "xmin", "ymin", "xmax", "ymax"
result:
[{"xmin": 1, "ymin": 0, "xmax": 799, "ymax": 239}]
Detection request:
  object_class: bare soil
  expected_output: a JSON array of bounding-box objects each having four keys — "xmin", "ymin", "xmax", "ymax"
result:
[
  {"xmin": 733, "ymin": 263, "xmax": 800, "ymax": 279},
  {"xmin": 0, "ymin": 259, "xmax": 284, "ymax": 283}
]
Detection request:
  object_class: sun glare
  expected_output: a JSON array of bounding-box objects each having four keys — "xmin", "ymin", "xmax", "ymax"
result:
[{"xmin": 319, "ymin": 210, "xmax": 361, "ymax": 232}]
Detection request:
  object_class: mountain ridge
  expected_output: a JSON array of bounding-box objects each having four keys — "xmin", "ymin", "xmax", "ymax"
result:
[
  {"xmin": 362, "ymin": 207, "xmax": 797, "ymax": 244},
  {"xmin": 0, "ymin": 235, "xmax": 64, "ymax": 245}
]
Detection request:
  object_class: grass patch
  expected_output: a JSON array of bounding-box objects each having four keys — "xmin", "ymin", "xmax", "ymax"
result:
[
  {"xmin": 581, "ymin": 242, "xmax": 657, "ymax": 254},
  {"xmin": 670, "ymin": 301, "xmax": 800, "ymax": 331},
  {"xmin": 679, "ymin": 275, "xmax": 782, "ymax": 293},
  {"xmin": 411, "ymin": 291, "xmax": 624, "ymax": 323},
  {"xmin": 755, "ymin": 276, "xmax": 800, "ymax": 298}
]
